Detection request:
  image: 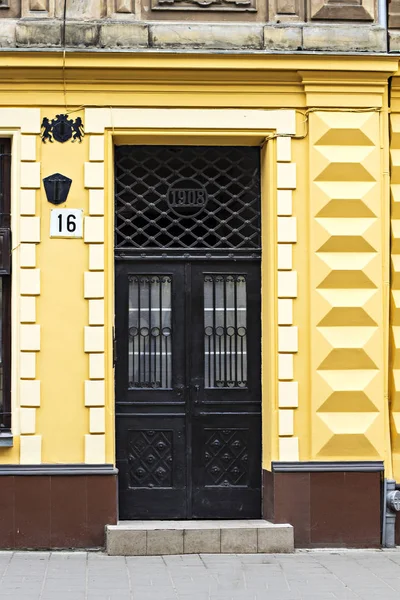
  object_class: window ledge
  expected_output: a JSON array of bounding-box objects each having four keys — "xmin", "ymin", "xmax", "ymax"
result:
[{"xmin": 0, "ymin": 431, "xmax": 13, "ymax": 447}]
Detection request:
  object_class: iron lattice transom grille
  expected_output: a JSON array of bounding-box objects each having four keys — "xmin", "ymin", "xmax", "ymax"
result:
[{"xmin": 115, "ymin": 146, "xmax": 261, "ymax": 253}]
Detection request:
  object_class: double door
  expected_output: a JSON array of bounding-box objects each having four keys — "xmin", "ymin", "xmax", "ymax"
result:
[{"xmin": 115, "ymin": 259, "xmax": 261, "ymax": 519}]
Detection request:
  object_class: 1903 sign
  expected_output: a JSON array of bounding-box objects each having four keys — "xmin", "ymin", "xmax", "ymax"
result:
[{"xmin": 167, "ymin": 178, "xmax": 208, "ymax": 217}]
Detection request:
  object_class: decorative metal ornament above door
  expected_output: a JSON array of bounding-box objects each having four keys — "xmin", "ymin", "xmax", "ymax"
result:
[
  {"xmin": 167, "ymin": 178, "xmax": 208, "ymax": 218},
  {"xmin": 41, "ymin": 114, "xmax": 84, "ymax": 144}
]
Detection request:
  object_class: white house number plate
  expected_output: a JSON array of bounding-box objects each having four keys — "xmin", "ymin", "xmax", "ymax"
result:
[{"xmin": 50, "ymin": 209, "xmax": 83, "ymax": 238}]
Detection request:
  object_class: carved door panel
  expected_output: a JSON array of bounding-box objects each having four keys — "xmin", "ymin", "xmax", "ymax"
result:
[{"xmin": 115, "ymin": 261, "xmax": 261, "ymax": 519}]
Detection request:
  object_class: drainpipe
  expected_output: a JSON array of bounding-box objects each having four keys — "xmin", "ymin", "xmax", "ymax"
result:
[
  {"xmin": 383, "ymin": 480, "xmax": 400, "ymax": 547},
  {"xmin": 378, "ymin": 0, "xmax": 387, "ymax": 28}
]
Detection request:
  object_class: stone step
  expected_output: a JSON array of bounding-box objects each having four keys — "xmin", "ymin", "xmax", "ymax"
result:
[{"xmin": 106, "ymin": 520, "xmax": 294, "ymax": 556}]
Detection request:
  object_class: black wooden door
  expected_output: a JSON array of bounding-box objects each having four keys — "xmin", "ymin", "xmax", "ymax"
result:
[
  {"xmin": 115, "ymin": 259, "xmax": 261, "ymax": 520},
  {"xmin": 115, "ymin": 262, "xmax": 187, "ymax": 519}
]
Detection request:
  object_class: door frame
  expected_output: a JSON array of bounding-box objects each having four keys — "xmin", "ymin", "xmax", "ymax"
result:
[{"xmin": 83, "ymin": 107, "xmax": 298, "ymax": 491}]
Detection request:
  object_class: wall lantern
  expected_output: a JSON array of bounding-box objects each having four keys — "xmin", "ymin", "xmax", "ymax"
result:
[{"xmin": 43, "ymin": 173, "xmax": 72, "ymax": 205}]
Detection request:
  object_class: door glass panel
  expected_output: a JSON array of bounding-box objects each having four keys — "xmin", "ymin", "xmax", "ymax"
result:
[
  {"xmin": 128, "ymin": 275, "xmax": 172, "ymax": 388},
  {"xmin": 204, "ymin": 274, "xmax": 247, "ymax": 388}
]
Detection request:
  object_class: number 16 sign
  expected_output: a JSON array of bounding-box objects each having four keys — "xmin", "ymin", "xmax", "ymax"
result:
[{"xmin": 50, "ymin": 209, "xmax": 83, "ymax": 238}]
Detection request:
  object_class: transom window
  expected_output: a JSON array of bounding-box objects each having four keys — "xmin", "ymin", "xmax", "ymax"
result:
[{"xmin": 115, "ymin": 145, "xmax": 261, "ymax": 254}]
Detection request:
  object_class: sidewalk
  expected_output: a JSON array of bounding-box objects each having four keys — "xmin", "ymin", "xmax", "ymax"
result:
[{"xmin": 0, "ymin": 550, "xmax": 400, "ymax": 600}]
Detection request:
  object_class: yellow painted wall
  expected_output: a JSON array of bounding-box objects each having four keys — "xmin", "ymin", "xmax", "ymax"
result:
[
  {"xmin": 36, "ymin": 109, "xmax": 89, "ymax": 463},
  {"xmin": 0, "ymin": 52, "xmax": 395, "ymax": 470}
]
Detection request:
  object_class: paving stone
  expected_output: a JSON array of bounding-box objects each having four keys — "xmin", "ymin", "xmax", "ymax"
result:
[{"xmin": 1, "ymin": 550, "xmax": 400, "ymax": 598}]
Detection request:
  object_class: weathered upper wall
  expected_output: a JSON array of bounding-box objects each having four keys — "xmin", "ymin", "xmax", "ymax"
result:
[{"xmin": 0, "ymin": 0, "xmax": 388, "ymax": 53}]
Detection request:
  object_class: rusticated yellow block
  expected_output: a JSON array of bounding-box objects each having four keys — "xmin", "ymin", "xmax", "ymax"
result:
[
  {"xmin": 20, "ymin": 408, "xmax": 36, "ymax": 434},
  {"xmin": 89, "ymin": 408, "xmax": 106, "ymax": 434},
  {"xmin": 84, "ymin": 380, "xmax": 105, "ymax": 406},
  {"xmin": 21, "ymin": 136, "xmax": 36, "ymax": 162},
  {"xmin": 89, "ymin": 189, "xmax": 105, "ymax": 216},
  {"xmin": 277, "ymin": 190, "xmax": 292, "ymax": 216},
  {"xmin": 278, "ymin": 326, "xmax": 298, "ymax": 353},
  {"xmin": 279, "ymin": 437, "xmax": 299, "ymax": 461},
  {"xmin": 278, "ymin": 381, "xmax": 298, "ymax": 408},
  {"xmin": 20, "ymin": 217, "xmax": 40, "ymax": 243},
  {"xmin": 277, "ymin": 271, "xmax": 297, "ymax": 298},
  {"xmin": 276, "ymin": 137, "xmax": 291, "ymax": 162},
  {"xmin": 310, "ymin": 111, "xmax": 385, "ymax": 461},
  {"xmin": 279, "ymin": 409, "xmax": 294, "ymax": 436},
  {"xmin": 278, "ymin": 354, "xmax": 293, "ymax": 381},
  {"xmin": 20, "ymin": 162, "xmax": 40, "ymax": 189},
  {"xmin": 277, "ymin": 217, "xmax": 297, "ymax": 243},
  {"xmin": 20, "ymin": 269, "xmax": 40, "ymax": 296},
  {"xmin": 20, "ymin": 352, "xmax": 36, "ymax": 379},
  {"xmin": 392, "ymin": 257, "xmax": 400, "ymax": 290},
  {"xmin": 20, "ymin": 296, "xmax": 36, "ymax": 323},
  {"xmin": 277, "ymin": 244, "xmax": 292, "ymax": 270},
  {"xmin": 89, "ymin": 353, "xmax": 105, "ymax": 380},
  {"xmin": 89, "ymin": 135, "xmax": 105, "ymax": 162},
  {"xmin": 391, "ymin": 412, "xmax": 400, "ymax": 451},
  {"xmin": 20, "ymin": 189, "xmax": 36, "ymax": 216},
  {"xmin": 20, "ymin": 243, "xmax": 36, "ymax": 268},
  {"xmin": 20, "ymin": 380, "xmax": 40, "ymax": 407},
  {"xmin": 89, "ymin": 245, "xmax": 104, "ymax": 271},
  {"xmin": 85, "ymin": 434, "xmax": 105, "ymax": 464},
  {"xmin": 84, "ymin": 272, "xmax": 104, "ymax": 299},
  {"xmin": 89, "ymin": 299, "xmax": 105, "ymax": 326},
  {"xmin": 20, "ymin": 324, "xmax": 40, "ymax": 351},
  {"xmin": 84, "ymin": 217, "xmax": 105, "ymax": 244},
  {"xmin": 391, "ymin": 185, "xmax": 400, "ymax": 219},
  {"xmin": 277, "ymin": 163, "xmax": 296, "ymax": 190},
  {"xmin": 278, "ymin": 299, "xmax": 293, "ymax": 325},
  {"xmin": 84, "ymin": 162, "xmax": 104, "ymax": 189},
  {"xmin": 20, "ymin": 435, "xmax": 41, "ymax": 465},
  {"xmin": 84, "ymin": 326, "xmax": 104, "ymax": 353}
]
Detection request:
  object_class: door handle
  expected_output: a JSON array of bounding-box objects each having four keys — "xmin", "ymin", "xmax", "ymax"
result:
[{"xmin": 193, "ymin": 384, "xmax": 200, "ymax": 404}]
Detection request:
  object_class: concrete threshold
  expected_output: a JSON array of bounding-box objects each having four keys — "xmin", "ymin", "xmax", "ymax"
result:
[{"xmin": 106, "ymin": 519, "xmax": 294, "ymax": 556}]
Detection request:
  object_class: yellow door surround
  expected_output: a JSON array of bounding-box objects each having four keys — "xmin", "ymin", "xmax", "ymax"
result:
[{"xmin": 85, "ymin": 107, "xmax": 297, "ymax": 468}]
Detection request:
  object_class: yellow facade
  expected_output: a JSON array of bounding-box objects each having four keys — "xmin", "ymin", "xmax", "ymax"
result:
[{"xmin": 0, "ymin": 51, "xmax": 399, "ymax": 482}]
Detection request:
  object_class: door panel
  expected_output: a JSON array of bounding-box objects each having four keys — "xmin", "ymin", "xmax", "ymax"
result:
[
  {"xmin": 191, "ymin": 415, "xmax": 261, "ymax": 518},
  {"xmin": 115, "ymin": 262, "xmax": 187, "ymax": 519},
  {"xmin": 190, "ymin": 262, "xmax": 261, "ymax": 517},
  {"xmin": 116, "ymin": 416, "xmax": 187, "ymax": 519}
]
